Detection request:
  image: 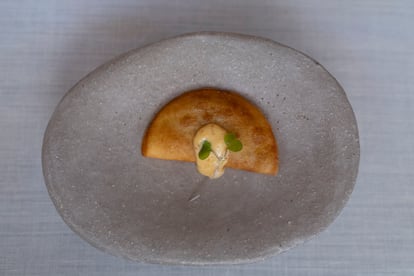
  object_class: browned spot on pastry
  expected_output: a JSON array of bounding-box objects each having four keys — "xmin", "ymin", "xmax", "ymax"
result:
[
  {"xmin": 179, "ymin": 115, "xmax": 197, "ymax": 127},
  {"xmin": 202, "ymin": 112, "xmax": 213, "ymax": 121}
]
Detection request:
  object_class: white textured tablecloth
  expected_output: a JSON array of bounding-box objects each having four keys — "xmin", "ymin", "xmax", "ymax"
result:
[{"xmin": 1, "ymin": 1, "xmax": 413, "ymax": 275}]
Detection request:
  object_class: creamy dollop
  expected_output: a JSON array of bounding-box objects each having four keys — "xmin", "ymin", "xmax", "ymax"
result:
[{"xmin": 193, "ymin": 123, "xmax": 229, "ymax": 179}]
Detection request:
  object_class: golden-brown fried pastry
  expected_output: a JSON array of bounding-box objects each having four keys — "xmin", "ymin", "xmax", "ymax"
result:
[{"xmin": 142, "ymin": 88, "xmax": 278, "ymax": 176}]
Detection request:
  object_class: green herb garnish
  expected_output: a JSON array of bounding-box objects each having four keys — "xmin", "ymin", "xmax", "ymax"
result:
[
  {"xmin": 224, "ymin": 133, "xmax": 243, "ymax": 152},
  {"xmin": 198, "ymin": 140, "xmax": 212, "ymax": 160}
]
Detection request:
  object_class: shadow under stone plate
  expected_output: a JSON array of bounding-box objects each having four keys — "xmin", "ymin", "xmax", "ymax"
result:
[{"xmin": 42, "ymin": 32, "xmax": 360, "ymax": 265}]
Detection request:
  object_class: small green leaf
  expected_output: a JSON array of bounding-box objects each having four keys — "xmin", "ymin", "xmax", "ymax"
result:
[
  {"xmin": 198, "ymin": 140, "xmax": 212, "ymax": 160},
  {"xmin": 224, "ymin": 133, "xmax": 243, "ymax": 152},
  {"xmin": 228, "ymin": 139, "xmax": 242, "ymax": 152},
  {"xmin": 224, "ymin": 133, "xmax": 236, "ymax": 144}
]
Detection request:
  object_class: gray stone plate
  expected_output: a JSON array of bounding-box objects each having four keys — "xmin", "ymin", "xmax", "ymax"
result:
[{"xmin": 42, "ymin": 32, "xmax": 359, "ymax": 265}]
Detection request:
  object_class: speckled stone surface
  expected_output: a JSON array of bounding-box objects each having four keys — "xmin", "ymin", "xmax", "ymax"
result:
[{"xmin": 42, "ymin": 32, "xmax": 359, "ymax": 265}]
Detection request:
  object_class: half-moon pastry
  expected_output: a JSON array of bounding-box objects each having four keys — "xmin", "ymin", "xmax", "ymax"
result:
[{"xmin": 142, "ymin": 88, "xmax": 278, "ymax": 176}]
